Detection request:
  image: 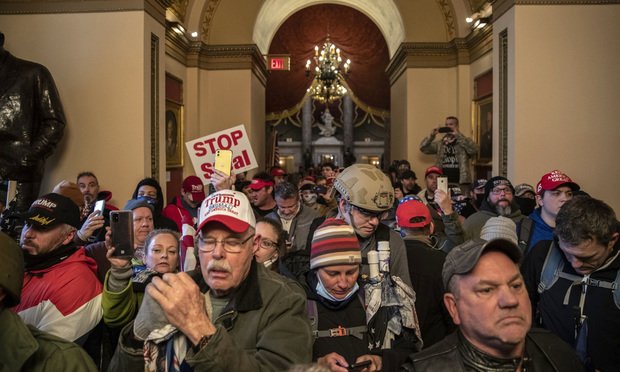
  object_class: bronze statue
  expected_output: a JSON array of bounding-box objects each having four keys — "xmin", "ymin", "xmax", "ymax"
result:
[{"xmin": 0, "ymin": 32, "xmax": 66, "ymax": 236}]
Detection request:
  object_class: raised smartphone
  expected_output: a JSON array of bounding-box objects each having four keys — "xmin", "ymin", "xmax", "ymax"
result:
[
  {"xmin": 437, "ymin": 176, "xmax": 449, "ymax": 195},
  {"xmin": 214, "ymin": 149, "xmax": 233, "ymax": 176},
  {"xmin": 94, "ymin": 199, "xmax": 105, "ymax": 215},
  {"xmin": 438, "ymin": 127, "xmax": 453, "ymax": 133},
  {"xmin": 110, "ymin": 210, "xmax": 134, "ymax": 257}
]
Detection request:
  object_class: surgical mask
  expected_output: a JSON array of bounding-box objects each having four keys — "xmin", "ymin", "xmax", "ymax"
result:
[
  {"xmin": 262, "ymin": 253, "xmax": 279, "ymax": 269},
  {"xmin": 302, "ymin": 193, "xmax": 318, "ymax": 205},
  {"xmin": 315, "ymin": 272, "xmax": 359, "ymax": 303}
]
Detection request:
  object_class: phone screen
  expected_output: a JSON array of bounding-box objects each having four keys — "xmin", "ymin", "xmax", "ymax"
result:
[
  {"xmin": 94, "ymin": 200, "xmax": 105, "ymax": 215},
  {"xmin": 214, "ymin": 149, "xmax": 233, "ymax": 176},
  {"xmin": 348, "ymin": 360, "xmax": 371, "ymax": 371}
]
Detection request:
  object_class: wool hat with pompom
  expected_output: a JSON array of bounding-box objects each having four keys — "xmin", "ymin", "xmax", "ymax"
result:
[{"xmin": 310, "ymin": 218, "xmax": 361, "ymax": 270}]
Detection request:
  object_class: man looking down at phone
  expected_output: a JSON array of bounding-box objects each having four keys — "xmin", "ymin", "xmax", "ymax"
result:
[
  {"xmin": 14, "ymin": 193, "xmax": 103, "ymax": 345},
  {"xmin": 419, "ymin": 116, "xmax": 478, "ymax": 193},
  {"xmin": 462, "ymin": 176, "xmax": 525, "ymax": 241},
  {"xmin": 109, "ymin": 190, "xmax": 312, "ymax": 371}
]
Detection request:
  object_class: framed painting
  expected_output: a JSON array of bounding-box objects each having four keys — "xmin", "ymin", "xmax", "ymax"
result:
[
  {"xmin": 165, "ymin": 100, "xmax": 184, "ymax": 168},
  {"xmin": 474, "ymin": 96, "xmax": 493, "ymax": 163}
]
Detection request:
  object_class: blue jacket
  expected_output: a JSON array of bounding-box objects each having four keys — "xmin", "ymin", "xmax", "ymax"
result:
[{"xmin": 526, "ymin": 209, "xmax": 554, "ymax": 252}]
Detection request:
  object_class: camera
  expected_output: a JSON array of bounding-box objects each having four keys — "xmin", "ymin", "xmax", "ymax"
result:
[
  {"xmin": 314, "ymin": 185, "xmax": 327, "ymax": 195},
  {"xmin": 438, "ymin": 127, "xmax": 453, "ymax": 133}
]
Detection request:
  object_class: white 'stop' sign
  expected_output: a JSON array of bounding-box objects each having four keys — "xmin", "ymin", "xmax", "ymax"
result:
[{"xmin": 185, "ymin": 124, "xmax": 258, "ymax": 184}]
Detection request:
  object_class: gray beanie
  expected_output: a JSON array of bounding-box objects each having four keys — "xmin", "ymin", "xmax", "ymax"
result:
[{"xmin": 480, "ymin": 216, "xmax": 518, "ymax": 245}]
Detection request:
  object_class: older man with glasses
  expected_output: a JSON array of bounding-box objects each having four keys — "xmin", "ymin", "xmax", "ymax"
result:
[
  {"xmin": 109, "ymin": 190, "xmax": 312, "ymax": 371},
  {"xmin": 462, "ymin": 176, "xmax": 526, "ymax": 241}
]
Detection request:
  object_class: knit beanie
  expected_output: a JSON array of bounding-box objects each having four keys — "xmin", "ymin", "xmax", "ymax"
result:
[
  {"xmin": 480, "ymin": 216, "xmax": 518, "ymax": 245},
  {"xmin": 484, "ymin": 176, "xmax": 515, "ymax": 199},
  {"xmin": 310, "ymin": 218, "xmax": 361, "ymax": 270}
]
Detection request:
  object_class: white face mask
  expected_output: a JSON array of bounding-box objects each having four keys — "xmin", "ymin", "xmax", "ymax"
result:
[
  {"xmin": 302, "ymin": 193, "xmax": 318, "ymax": 205},
  {"xmin": 315, "ymin": 272, "xmax": 359, "ymax": 303}
]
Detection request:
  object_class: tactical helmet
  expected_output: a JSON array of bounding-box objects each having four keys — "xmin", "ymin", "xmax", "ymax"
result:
[
  {"xmin": 333, "ymin": 164, "xmax": 394, "ymax": 212},
  {"xmin": 0, "ymin": 232, "xmax": 24, "ymax": 307}
]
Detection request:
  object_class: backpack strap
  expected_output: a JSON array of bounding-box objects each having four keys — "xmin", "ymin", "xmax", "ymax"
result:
[
  {"xmin": 307, "ymin": 294, "xmax": 368, "ymax": 340},
  {"xmin": 518, "ymin": 218, "xmax": 534, "ymax": 254},
  {"xmin": 306, "ymin": 299, "xmax": 318, "ymax": 337}
]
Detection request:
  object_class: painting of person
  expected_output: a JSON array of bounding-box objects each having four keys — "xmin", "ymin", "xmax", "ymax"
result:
[{"xmin": 165, "ymin": 109, "xmax": 178, "ymax": 162}]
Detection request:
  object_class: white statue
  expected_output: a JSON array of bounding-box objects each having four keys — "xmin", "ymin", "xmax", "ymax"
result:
[{"xmin": 318, "ymin": 109, "xmax": 337, "ymax": 137}]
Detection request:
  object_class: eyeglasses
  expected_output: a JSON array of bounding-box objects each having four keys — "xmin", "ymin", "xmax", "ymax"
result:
[
  {"xmin": 198, "ymin": 234, "xmax": 253, "ymax": 253},
  {"xmin": 491, "ymin": 187, "xmax": 513, "ymax": 195},
  {"xmin": 351, "ymin": 204, "xmax": 388, "ymax": 221},
  {"xmin": 259, "ymin": 238, "xmax": 278, "ymax": 250}
]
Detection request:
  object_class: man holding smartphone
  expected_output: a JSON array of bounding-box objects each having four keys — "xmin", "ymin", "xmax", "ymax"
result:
[{"xmin": 419, "ymin": 116, "xmax": 478, "ymax": 194}]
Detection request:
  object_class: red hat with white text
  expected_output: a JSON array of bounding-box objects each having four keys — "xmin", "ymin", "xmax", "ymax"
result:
[
  {"xmin": 197, "ymin": 190, "xmax": 256, "ymax": 233},
  {"xmin": 182, "ymin": 176, "xmax": 206, "ymax": 203},
  {"xmin": 536, "ymin": 170, "xmax": 580, "ymax": 195}
]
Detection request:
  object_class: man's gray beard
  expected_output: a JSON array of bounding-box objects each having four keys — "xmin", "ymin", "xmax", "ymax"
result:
[{"xmin": 496, "ymin": 204, "xmax": 512, "ymax": 216}]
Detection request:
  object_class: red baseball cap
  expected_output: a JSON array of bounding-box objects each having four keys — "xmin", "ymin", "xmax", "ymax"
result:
[
  {"xmin": 249, "ymin": 178, "xmax": 274, "ymax": 191},
  {"xmin": 536, "ymin": 170, "xmax": 580, "ymax": 195},
  {"xmin": 197, "ymin": 190, "xmax": 255, "ymax": 233},
  {"xmin": 396, "ymin": 198, "xmax": 432, "ymax": 228},
  {"xmin": 270, "ymin": 168, "xmax": 286, "ymax": 177},
  {"xmin": 425, "ymin": 166, "xmax": 443, "ymax": 177},
  {"xmin": 182, "ymin": 176, "xmax": 206, "ymax": 203}
]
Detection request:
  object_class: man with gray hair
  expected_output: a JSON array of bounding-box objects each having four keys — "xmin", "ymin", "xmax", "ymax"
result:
[
  {"xmin": 266, "ymin": 181, "xmax": 318, "ymax": 252},
  {"xmin": 402, "ymin": 238, "xmax": 583, "ymax": 371},
  {"xmin": 110, "ymin": 190, "xmax": 312, "ymax": 371}
]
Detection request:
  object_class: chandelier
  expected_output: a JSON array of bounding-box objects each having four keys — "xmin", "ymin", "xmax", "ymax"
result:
[{"xmin": 305, "ymin": 36, "xmax": 351, "ymax": 103}]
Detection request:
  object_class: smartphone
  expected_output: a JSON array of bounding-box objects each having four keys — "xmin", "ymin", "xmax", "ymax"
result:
[
  {"xmin": 437, "ymin": 176, "xmax": 449, "ymax": 195},
  {"xmin": 214, "ymin": 149, "xmax": 233, "ymax": 176},
  {"xmin": 438, "ymin": 127, "xmax": 453, "ymax": 133},
  {"xmin": 348, "ymin": 360, "xmax": 371, "ymax": 371},
  {"xmin": 110, "ymin": 210, "xmax": 134, "ymax": 257},
  {"xmin": 94, "ymin": 199, "xmax": 105, "ymax": 215}
]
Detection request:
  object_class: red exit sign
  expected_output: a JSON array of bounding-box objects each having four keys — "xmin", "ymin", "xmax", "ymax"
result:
[{"xmin": 267, "ymin": 55, "xmax": 290, "ymax": 71}]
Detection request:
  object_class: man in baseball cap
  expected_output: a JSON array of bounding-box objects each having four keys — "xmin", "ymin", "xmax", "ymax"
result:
[
  {"xmin": 122, "ymin": 189, "xmax": 312, "ymax": 370},
  {"xmin": 520, "ymin": 170, "xmax": 580, "ymax": 252},
  {"xmin": 162, "ymin": 175, "xmax": 205, "ymax": 232},
  {"xmin": 463, "ymin": 176, "xmax": 525, "ymax": 241},
  {"xmin": 15, "ymin": 193, "xmax": 103, "ymax": 344},
  {"xmin": 248, "ymin": 172, "xmax": 277, "ymax": 217},
  {"xmin": 402, "ymin": 238, "xmax": 584, "ymax": 370},
  {"xmin": 396, "ymin": 197, "xmax": 455, "ymax": 347}
]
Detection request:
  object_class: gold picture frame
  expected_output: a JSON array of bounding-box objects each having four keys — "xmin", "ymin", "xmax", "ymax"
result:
[
  {"xmin": 474, "ymin": 96, "xmax": 493, "ymax": 163},
  {"xmin": 165, "ymin": 100, "xmax": 184, "ymax": 168}
]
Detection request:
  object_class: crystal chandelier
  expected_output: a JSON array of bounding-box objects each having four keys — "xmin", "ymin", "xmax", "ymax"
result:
[{"xmin": 305, "ymin": 36, "xmax": 351, "ymax": 103}]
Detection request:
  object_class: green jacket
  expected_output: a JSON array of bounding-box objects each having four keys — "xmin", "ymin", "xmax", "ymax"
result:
[
  {"xmin": 0, "ymin": 308, "xmax": 98, "ymax": 372},
  {"xmin": 101, "ymin": 268, "xmax": 145, "ymax": 328},
  {"xmin": 110, "ymin": 260, "xmax": 313, "ymax": 371}
]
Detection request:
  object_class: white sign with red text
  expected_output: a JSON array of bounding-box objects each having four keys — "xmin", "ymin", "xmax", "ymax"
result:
[{"xmin": 185, "ymin": 124, "xmax": 258, "ymax": 183}]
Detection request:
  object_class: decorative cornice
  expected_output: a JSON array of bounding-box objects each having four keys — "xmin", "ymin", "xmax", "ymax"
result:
[
  {"xmin": 386, "ymin": 25, "xmax": 493, "ymax": 84},
  {"xmin": 169, "ymin": 0, "xmax": 188, "ymax": 22},
  {"xmin": 0, "ymin": 0, "xmax": 170, "ymax": 25},
  {"xmin": 493, "ymin": 0, "xmax": 620, "ymax": 20},
  {"xmin": 199, "ymin": 0, "xmax": 222, "ymax": 44}
]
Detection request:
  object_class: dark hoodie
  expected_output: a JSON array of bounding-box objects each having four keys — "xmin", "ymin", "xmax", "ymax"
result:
[{"xmin": 131, "ymin": 178, "xmax": 178, "ymax": 231}]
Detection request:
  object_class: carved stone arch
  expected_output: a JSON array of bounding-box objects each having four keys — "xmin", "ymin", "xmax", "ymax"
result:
[
  {"xmin": 252, "ymin": 0, "xmax": 405, "ymax": 58},
  {"xmin": 199, "ymin": 0, "xmax": 222, "ymax": 44},
  {"xmin": 435, "ymin": 0, "xmax": 458, "ymax": 40}
]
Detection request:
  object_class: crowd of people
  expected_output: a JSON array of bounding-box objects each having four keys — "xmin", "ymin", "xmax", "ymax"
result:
[{"xmin": 1, "ymin": 117, "xmax": 619, "ymax": 372}]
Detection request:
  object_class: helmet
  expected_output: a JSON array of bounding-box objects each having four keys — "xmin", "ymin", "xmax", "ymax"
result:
[
  {"xmin": 333, "ymin": 164, "xmax": 394, "ymax": 212},
  {"xmin": 0, "ymin": 232, "xmax": 23, "ymax": 307}
]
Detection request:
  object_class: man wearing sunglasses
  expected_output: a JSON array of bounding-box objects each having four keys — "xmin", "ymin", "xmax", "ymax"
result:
[
  {"xmin": 463, "ymin": 176, "xmax": 525, "ymax": 241},
  {"xmin": 332, "ymin": 164, "xmax": 413, "ymax": 288},
  {"xmin": 110, "ymin": 190, "xmax": 312, "ymax": 371}
]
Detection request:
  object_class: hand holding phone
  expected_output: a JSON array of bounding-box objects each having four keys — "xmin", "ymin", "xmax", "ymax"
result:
[
  {"xmin": 438, "ymin": 127, "xmax": 453, "ymax": 133},
  {"xmin": 348, "ymin": 360, "xmax": 372, "ymax": 371},
  {"xmin": 110, "ymin": 210, "xmax": 134, "ymax": 257}
]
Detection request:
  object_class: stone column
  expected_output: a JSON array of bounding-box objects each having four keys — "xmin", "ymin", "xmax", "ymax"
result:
[
  {"xmin": 343, "ymin": 94, "xmax": 354, "ymax": 153},
  {"xmin": 302, "ymin": 97, "xmax": 313, "ymax": 168}
]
